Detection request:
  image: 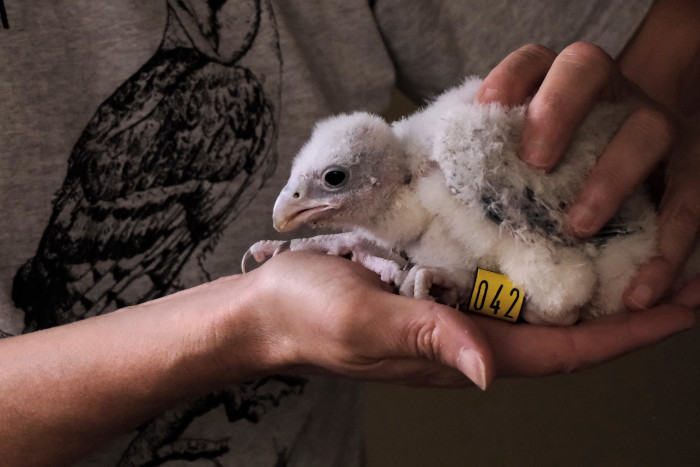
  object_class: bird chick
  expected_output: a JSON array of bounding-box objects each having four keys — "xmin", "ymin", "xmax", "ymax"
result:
[{"xmin": 248, "ymin": 77, "xmax": 700, "ymax": 325}]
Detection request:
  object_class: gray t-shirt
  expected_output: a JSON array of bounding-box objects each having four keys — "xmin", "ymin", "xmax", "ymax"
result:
[{"xmin": 0, "ymin": 0, "xmax": 652, "ymax": 465}]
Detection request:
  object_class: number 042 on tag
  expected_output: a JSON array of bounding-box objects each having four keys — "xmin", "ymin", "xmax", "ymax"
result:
[{"xmin": 468, "ymin": 268, "xmax": 525, "ymax": 323}]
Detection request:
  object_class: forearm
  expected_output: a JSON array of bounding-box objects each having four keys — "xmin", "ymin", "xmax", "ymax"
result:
[{"xmin": 0, "ymin": 274, "xmax": 267, "ymax": 466}]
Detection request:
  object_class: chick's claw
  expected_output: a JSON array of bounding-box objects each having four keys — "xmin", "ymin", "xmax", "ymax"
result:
[
  {"xmin": 241, "ymin": 240, "xmax": 290, "ymax": 272},
  {"xmin": 400, "ymin": 265, "xmax": 462, "ymax": 307}
]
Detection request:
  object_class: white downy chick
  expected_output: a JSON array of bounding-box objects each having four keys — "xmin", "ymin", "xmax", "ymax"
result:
[{"xmin": 266, "ymin": 77, "xmax": 699, "ymax": 325}]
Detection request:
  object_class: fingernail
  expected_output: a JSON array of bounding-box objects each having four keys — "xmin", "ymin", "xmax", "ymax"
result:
[
  {"xmin": 477, "ymin": 87, "xmax": 506, "ymax": 104},
  {"xmin": 567, "ymin": 204, "xmax": 596, "ymax": 236},
  {"xmin": 627, "ymin": 283, "xmax": 654, "ymax": 310},
  {"xmin": 457, "ymin": 349, "xmax": 487, "ymax": 390},
  {"xmin": 520, "ymin": 139, "xmax": 552, "ymax": 170}
]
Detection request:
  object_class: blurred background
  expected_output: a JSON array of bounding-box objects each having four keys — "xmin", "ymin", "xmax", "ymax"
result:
[
  {"xmin": 362, "ymin": 90, "xmax": 700, "ymax": 467},
  {"xmin": 363, "ymin": 326, "xmax": 699, "ymax": 466}
]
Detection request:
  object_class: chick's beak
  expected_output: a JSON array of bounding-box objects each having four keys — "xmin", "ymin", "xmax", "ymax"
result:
[{"xmin": 272, "ymin": 184, "xmax": 336, "ymax": 232}]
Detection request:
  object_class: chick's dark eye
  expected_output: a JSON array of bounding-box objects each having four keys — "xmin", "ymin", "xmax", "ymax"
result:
[
  {"xmin": 322, "ymin": 167, "xmax": 348, "ymax": 188},
  {"xmin": 325, "ymin": 171, "xmax": 345, "ymax": 185}
]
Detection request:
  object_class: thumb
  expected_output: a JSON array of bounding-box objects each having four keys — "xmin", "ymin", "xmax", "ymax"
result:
[{"xmin": 382, "ymin": 295, "xmax": 496, "ymax": 389}]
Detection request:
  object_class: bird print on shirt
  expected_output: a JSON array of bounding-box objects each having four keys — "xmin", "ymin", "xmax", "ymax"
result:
[
  {"xmin": 13, "ymin": 0, "xmax": 278, "ymax": 330},
  {"xmin": 12, "ymin": 1, "xmax": 307, "ymax": 465}
]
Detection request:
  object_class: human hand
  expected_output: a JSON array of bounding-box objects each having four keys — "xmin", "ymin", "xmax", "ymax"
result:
[
  {"xmin": 475, "ymin": 42, "xmax": 700, "ymax": 310},
  {"xmin": 240, "ymin": 252, "xmax": 696, "ymax": 388},
  {"xmin": 2, "ymin": 252, "xmax": 692, "ymax": 465}
]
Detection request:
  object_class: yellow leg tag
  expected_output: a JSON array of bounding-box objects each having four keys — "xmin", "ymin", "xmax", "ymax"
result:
[{"xmin": 468, "ymin": 268, "xmax": 525, "ymax": 323}]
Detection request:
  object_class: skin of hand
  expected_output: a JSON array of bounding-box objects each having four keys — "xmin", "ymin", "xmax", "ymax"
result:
[
  {"xmin": 475, "ymin": 0, "xmax": 700, "ymax": 311},
  {"xmin": 242, "ymin": 252, "xmax": 697, "ymax": 380},
  {"xmin": 1, "ymin": 251, "xmax": 696, "ymax": 466}
]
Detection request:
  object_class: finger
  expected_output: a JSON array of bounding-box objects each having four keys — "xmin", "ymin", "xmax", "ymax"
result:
[
  {"xmin": 348, "ymin": 357, "xmax": 474, "ymax": 388},
  {"xmin": 476, "ymin": 44, "xmax": 557, "ymax": 105},
  {"xmin": 625, "ymin": 177, "xmax": 700, "ymax": 309},
  {"xmin": 566, "ymin": 107, "xmax": 675, "ymax": 237},
  {"xmin": 520, "ymin": 42, "xmax": 620, "ymax": 170},
  {"xmin": 625, "ymin": 134, "xmax": 700, "ymax": 309},
  {"xmin": 477, "ymin": 305, "xmax": 696, "ymax": 378},
  {"xmin": 379, "ymin": 297, "xmax": 495, "ymax": 389},
  {"xmin": 670, "ymin": 276, "xmax": 700, "ymax": 309}
]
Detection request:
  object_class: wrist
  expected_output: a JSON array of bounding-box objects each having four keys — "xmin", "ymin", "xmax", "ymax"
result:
[
  {"xmin": 228, "ymin": 263, "xmax": 309, "ymax": 378},
  {"xmin": 158, "ymin": 273, "xmax": 282, "ymax": 392}
]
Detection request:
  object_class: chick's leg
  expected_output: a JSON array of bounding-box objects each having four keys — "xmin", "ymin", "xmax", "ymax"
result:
[
  {"xmin": 243, "ymin": 232, "xmax": 409, "ymax": 286},
  {"xmin": 399, "ymin": 265, "xmax": 467, "ymax": 307}
]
